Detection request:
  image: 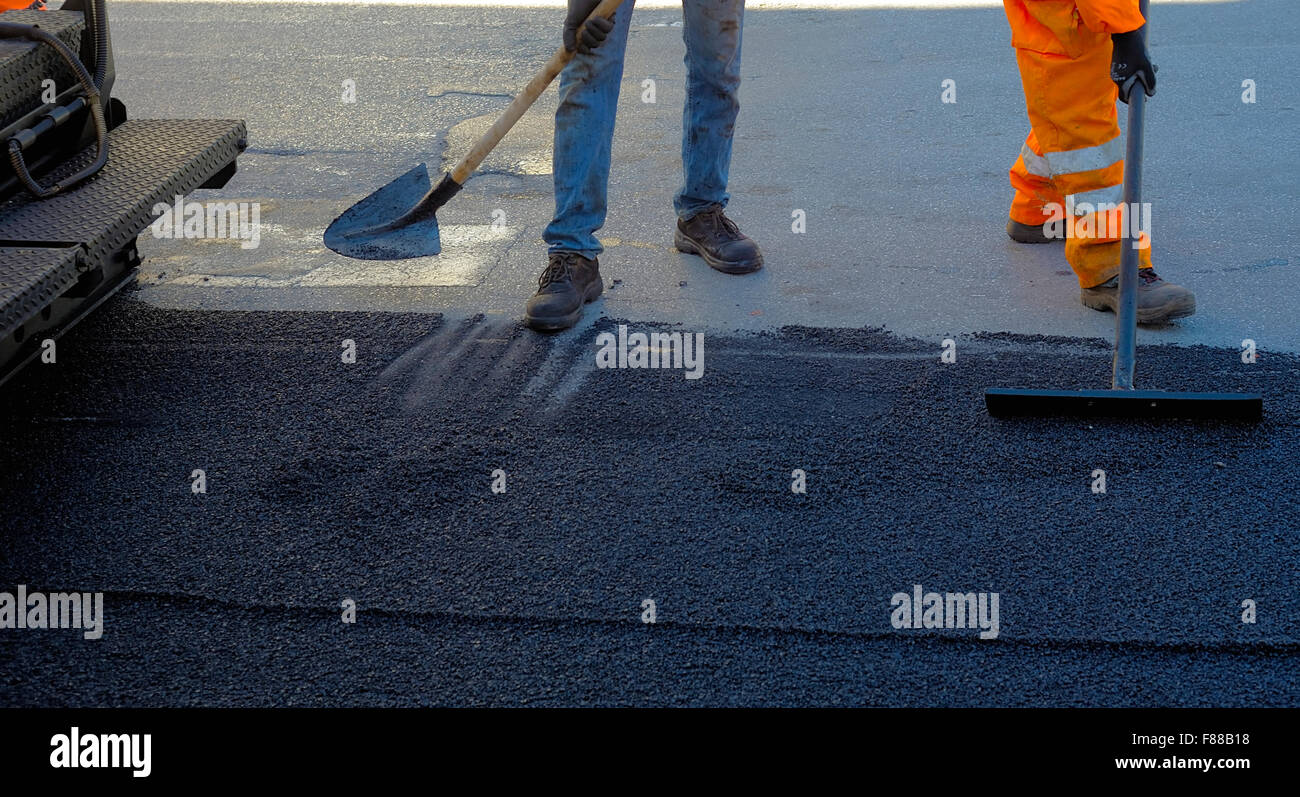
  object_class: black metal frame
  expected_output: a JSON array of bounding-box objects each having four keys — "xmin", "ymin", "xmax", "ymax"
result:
[{"xmin": 0, "ymin": 2, "xmax": 246, "ymax": 387}]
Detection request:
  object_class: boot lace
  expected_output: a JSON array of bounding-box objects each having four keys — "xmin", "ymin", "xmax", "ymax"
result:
[
  {"xmin": 695, "ymin": 206, "xmax": 741, "ymax": 240},
  {"xmin": 539, "ymin": 253, "xmax": 579, "ymax": 289}
]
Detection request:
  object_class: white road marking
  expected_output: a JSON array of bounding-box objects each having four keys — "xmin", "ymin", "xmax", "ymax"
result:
[{"xmin": 166, "ymin": 225, "xmax": 513, "ymax": 288}]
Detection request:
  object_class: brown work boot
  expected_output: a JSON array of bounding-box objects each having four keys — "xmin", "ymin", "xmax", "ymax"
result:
[
  {"xmin": 1007, "ymin": 218, "xmax": 1063, "ymax": 244},
  {"xmin": 674, "ymin": 205, "xmax": 763, "ymax": 274},
  {"xmin": 524, "ymin": 252, "xmax": 603, "ymax": 332},
  {"xmin": 1080, "ymin": 269, "xmax": 1197, "ymax": 324}
]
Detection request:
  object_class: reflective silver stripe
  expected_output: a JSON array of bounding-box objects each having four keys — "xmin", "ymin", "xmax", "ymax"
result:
[
  {"xmin": 1067, "ymin": 185, "xmax": 1124, "ymax": 212},
  {"xmin": 1019, "ymin": 144, "xmax": 1051, "ymax": 178},
  {"xmin": 1045, "ymin": 135, "xmax": 1123, "ymax": 177}
]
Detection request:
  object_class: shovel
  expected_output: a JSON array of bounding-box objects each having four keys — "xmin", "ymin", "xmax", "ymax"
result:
[
  {"xmin": 325, "ymin": 0, "xmax": 625, "ymax": 260},
  {"xmin": 984, "ymin": 0, "xmax": 1261, "ymax": 420}
]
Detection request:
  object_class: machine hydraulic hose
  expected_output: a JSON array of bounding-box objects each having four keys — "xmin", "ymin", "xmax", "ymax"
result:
[{"xmin": 0, "ymin": 0, "xmax": 110, "ymax": 198}]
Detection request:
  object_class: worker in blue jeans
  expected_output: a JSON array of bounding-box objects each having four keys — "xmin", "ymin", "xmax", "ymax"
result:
[{"xmin": 525, "ymin": 0, "xmax": 762, "ymax": 331}]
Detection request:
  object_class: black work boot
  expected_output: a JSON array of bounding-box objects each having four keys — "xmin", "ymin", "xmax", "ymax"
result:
[
  {"xmin": 674, "ymin": 205, "xmax": 763, "ymax": 274},
  {"xmin": 524, "ymin": 252, "xmax": 604, "ymax": 332},
  {"xmin": 1079, "ymin": 268, "xmax": 1196, "ymax": 324},
  {"xmin": 1007, "ymin": 218, "xmax": 1063, "ymax": 244}
]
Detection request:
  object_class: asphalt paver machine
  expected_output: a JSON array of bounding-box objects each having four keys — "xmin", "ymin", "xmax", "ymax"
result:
[{"xmin": 0, "ymin": 0, "xmax": 247, "ymax": 385}]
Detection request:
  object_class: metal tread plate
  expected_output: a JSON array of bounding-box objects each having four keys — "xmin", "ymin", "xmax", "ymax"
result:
[
  {"xmin": 0, "ymin": 118, "xmax": 248, "ymax": 270},
  {"xmin": 0, "ymin": 244, "xmax": 81, "ymax": 340},
  {"xmin": 0, "ymin": 9, "xmax": 84, "ymax": 130}
]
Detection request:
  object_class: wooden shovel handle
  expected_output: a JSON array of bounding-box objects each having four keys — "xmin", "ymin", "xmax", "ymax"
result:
[{"xmin": 449, "ymin": 0, "xmax": 626, "ymax": 185}]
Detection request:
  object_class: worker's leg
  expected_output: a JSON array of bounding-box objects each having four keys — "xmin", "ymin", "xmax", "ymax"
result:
[
  {"xmin": 1013, "ymin": 40, "xmax": 1152, "ymax": 288},
  {"xmin": 543, "ymin": 1, "xmax": 637, "ymax": 257},
  {"xmin": 1009, "ymin": 130, "xmax": 1064, "ymax": 227},
  {"xmin": 674, "ymin": 0, "xmax": 744, "ymax": 219},
  {"xmin": 669, "ymin": 0, "xmax": 761, "ymax": 274}
]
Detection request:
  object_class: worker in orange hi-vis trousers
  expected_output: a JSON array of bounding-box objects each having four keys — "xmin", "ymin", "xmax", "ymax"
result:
[
  {"xmin": 1003, "ymin": 0, "xmax": 1195, "ymax": 324},
  {"xmin": 0, "ymin": 1, "xmax": 48, "ymax": 11}
]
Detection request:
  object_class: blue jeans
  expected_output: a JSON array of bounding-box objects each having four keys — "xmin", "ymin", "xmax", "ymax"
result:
[{"xmin": 544, "ymin": 0, "xmax": 745, "ymax": 257}]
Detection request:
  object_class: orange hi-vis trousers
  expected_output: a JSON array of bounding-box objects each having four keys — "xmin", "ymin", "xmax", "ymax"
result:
[{"xmin": 1004, "ymin": 0, "xmax": 1153, "ymax": 288}]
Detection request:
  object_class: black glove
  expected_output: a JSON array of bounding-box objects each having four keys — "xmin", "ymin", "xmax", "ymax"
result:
[
  {"xmin": 1111, "ymin": 28, "xmax": 1157, "ymax": 104},
  {"xmin": 564, "ymin": 0, "xmax": 615, "ymax": 54}
]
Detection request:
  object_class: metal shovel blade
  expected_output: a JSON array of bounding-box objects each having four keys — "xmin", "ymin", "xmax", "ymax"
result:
[
  {"xmin": 984, "ymin": 388, "xmax": 1263, "ymax": 420},
  {"xmin": 323, "ymin": 2, "xmax": 620, "ymax": 260},
  {"xmin": 324, "ymin": 164, "xmax": 461, "ymax": 261}
]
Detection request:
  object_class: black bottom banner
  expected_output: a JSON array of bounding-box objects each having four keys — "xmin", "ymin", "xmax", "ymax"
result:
[{"xmin": 0, "ymin": 707, "xmax": 1287, "ymax": 784}]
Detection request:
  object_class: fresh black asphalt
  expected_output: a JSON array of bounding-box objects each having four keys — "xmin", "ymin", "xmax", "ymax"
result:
[{"xmin": 0, "ymin": 298, "xmax": 1294, "ymax": 706}]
